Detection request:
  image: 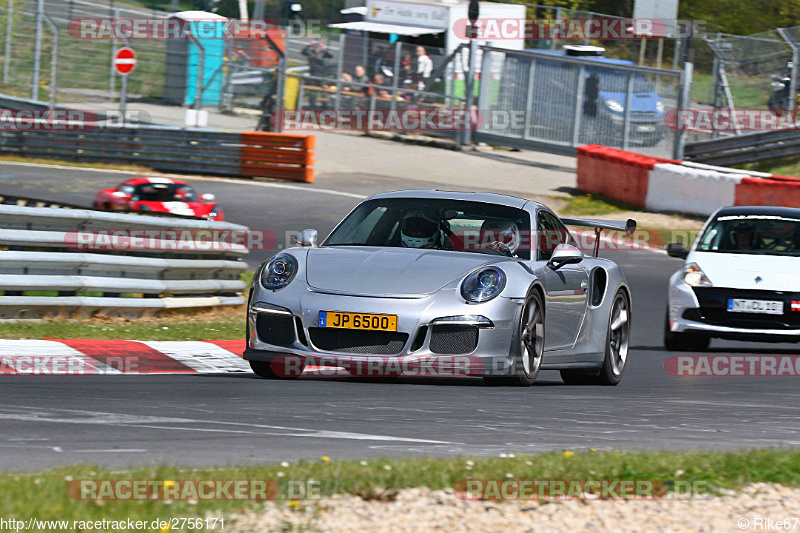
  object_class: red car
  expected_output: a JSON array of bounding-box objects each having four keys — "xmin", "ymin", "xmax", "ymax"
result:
[{"xmin": 93, "ymin": 177, "xmax": 224, "ymax": 221}]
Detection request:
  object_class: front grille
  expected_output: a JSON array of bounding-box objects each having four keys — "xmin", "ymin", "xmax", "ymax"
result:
[
  {"xmin": 630, "ymin": 111, "xmax": 657, "ymax": 118},
  {"xmin": 429, "ymin": 325, "xmax": 479, "ymax": 355},
  {"xmin": 690, "ymin": 288, "xmax": 800, "ymax": 330},
  {"xmin": 308, "ymin": 328, "xmax": 408, "ymax": 354},
  {"xmin": 256, "ymin": 314, "xmax": 296, "ymax": 345}
]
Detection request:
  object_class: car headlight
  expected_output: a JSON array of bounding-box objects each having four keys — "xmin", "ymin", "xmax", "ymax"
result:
[
  {"xmin": 683, "ymin": 262, "xmax": 713, "ymax": 287},
  {"xmin": 656, "ymin": 101, "xmax": 665, "ymax": 114},
  {"xmin": 260, "ymin": 253, "xmax": 298, "ymax": 290},
  {"xmin": 605, "ymin": 99, "xmax": 624, "ymax": 113},
  {"xmin": 461, "ymin": 266, "xmax": 506, "ymax": 303}
]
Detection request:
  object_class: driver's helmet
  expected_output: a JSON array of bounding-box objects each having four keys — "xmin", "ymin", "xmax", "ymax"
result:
[
  {"xmin": 481, "ymin": 219, "xmax": 521, "ymax": 254},
  {"xmin": 400, "ymin": 210, "xmax": 439, "ymax": 248},
  {"xmin": 730, "ymin": 221, "xmax": 757, "ymax": 250}
]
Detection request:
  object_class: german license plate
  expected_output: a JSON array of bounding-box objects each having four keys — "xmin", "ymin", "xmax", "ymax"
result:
[
  {"xmin": 318, "ymin": 311, "xmax": 398, "ymax": 331},
  {"xmin": 727, "ymin": 299, "xmax": 783, "ymax": 315},
  {"xmin": 637, "ymin": 125, "xmax": 656, "ymax": 133}
]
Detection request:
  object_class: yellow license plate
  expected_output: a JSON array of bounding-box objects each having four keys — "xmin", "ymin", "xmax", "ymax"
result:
[{"xmin": 319, "ymin": 311, "xmax": 398, "ymax": 331}]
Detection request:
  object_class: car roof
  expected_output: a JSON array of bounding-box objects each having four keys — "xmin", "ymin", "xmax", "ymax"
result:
[
  {"xmin": 125, "ymin": 177, "xmax": 188, "ymax": 186},
  {"xmin": 367, "ymin": 189, "xmax": 536, "ymax": 210},
  {"xmin": 714, "ymin": 205, "xmax": 800, "ymax": 219},
  {"xmin": 523, "ymin": 49, "xmax": 636, "ymax": 67}
]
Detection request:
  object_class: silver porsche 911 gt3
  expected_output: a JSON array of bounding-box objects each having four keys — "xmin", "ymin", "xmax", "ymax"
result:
[{"xmin": 245, "ymin": 190, "xmax": 635, "ymax": 386}]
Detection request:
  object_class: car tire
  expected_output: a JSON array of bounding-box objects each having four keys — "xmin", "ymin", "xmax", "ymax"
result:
[
  {"xmin": 484, "ymin": 290, "xmax": 544, "ymax": 387},
  {"xmin": 663, "ymin": 310, "xmax": 710, "ymax": 351},
  {"xmin": 560, "ymin": 288, "xmax": 630, "ymax": 386}
]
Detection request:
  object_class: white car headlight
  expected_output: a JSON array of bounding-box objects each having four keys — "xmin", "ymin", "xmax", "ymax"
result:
[
  {"xmin": 605, "ymin": 99, "xmax": 624, "ymax": 113},
  {"xmin": 683, "ymin": 262, "xmax": 713, "ymax": 287},
  {"xmin": 260, "ymin": 253, "xmax": 298, "ymax": 290},
  {"xmin": 461, "ymin": 267, "xmax": 506, "ymax": 303},
  {"xmin": 656, "ymin": 101, "xmax": 665, "ymax": 114}
]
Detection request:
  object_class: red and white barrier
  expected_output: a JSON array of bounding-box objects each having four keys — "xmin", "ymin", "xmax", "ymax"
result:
[
  {"xmin": 0, "ymin": 339, "xmax": 348, "ymax": 376},
  {"xmin": 577, "ymin": 145, "xmax": 800, "ymax": 216}
]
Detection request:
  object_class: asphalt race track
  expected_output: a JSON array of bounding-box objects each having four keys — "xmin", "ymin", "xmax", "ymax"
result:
[{"xmin": 2, "ymin": 163, "xmax": 800, "ymax": 470}]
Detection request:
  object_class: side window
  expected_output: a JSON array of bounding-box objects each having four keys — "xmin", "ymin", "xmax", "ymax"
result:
[{"xmin": 537, "ymin": 211, "xmax": 568, "ymax": 261}]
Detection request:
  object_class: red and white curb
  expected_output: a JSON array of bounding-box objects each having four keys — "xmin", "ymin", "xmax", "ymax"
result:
[
  {"xmin": 0, "ymin": 339, "xmax": 250, "ymax": 375},
  {"xmin": 0, "ymin": 339, "xmax": 347, "ymax": 376}
]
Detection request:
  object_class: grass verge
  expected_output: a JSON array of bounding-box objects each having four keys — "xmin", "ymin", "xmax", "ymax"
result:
[
  {"xmin": 0, "ymin": 315, "xmax": 243, "ymax": 340},
  {"xmin": 0, "ymin": 154, "xmax": 153, "ymax": 173},
  {"xmin": 1, "ymin": 450, "xmax": 798, "ymax": 526},
  {"xmin": 553, "ymin": 193, "xmax": 704, "ymax": 248},
  {"xmin": 742, "ymin": 154, "xmax": 800, "ymax": 177}
]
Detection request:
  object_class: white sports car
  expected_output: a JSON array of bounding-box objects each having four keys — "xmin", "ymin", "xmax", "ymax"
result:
[{"xmin": 665, "ymin": 206, "xmax": 800, "ymax": 350}]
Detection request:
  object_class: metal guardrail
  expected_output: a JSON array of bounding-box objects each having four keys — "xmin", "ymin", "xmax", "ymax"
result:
[
  {"xmin": 684, "ymin": 129, "xmax": 800, "ymax": 166},
  {"xmin": 0, "ymin": 125, "xmax": 316, "ymax": 182},
  {"xmin": 0, "ymin": 126, "xmax": 243, "ymax": 175},
  {"xmin": 0, "ymin": 204, "xmax": 250, "ymax": 319}
]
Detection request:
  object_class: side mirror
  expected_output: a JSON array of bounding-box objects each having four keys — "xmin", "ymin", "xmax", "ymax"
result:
[
  {"xmin": 295, "ymin": 228, "xmax": 318, "ymax": 247},
  {"xmin": 547, "ymin": 244, "xmax": 583, "ymax": 270},
  {"xmin": 200, "ymin": 193, "xmax": 216, "ymax": 202},
  {"xmin": 666, "ymin": 242, "xmax": 689, "ymax": 259}
]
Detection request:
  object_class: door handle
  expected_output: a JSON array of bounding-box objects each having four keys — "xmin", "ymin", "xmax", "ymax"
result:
[{"xmin": 580, "ymin": 280, "xmax": 589, "ymax": 293}]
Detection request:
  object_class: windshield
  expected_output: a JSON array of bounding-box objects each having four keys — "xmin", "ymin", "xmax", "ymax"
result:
[
  {"xmin": 324, "ymin": 198, "xmax": 532, "ymax": 259},
  {"xmin": 696, "ymin": 214, "xmax": 800, "ymax": 256},
  {"xmin": 589, "ymin": 69, "xmax": 656, "ymax": 93},
  {"xmin": 132, "ymin": 183, "xmax": 197, "ymax": 202}
]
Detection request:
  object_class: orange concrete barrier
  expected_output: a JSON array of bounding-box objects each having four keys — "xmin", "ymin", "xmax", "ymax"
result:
[{"xmin": 240, "ymin": 132, "xmax": 315, "ymax": 183}]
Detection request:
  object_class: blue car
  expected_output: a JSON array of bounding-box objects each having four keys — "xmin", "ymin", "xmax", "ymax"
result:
[{"xmin": 497, "ymin": 46, "xmax": 667, "ymax": 147}]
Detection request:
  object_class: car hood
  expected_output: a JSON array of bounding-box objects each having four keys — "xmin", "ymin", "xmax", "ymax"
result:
[
  {"xmin": 135, "ymin": 201, "xmax": 213, "ymax": 216},
  {"xmin": 599, "ymin": 90, "xmax": 661, "ymax": 114},
  {"xmin": 689, "ymin": 251, "xmax": 800, "ymax": 291},
  {"xmin": 306, "ymin": 247, "xmax": 497, "ymax": 296}
]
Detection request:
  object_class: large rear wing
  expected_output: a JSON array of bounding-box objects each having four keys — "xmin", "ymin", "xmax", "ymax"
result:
[{"xmin": 560, "ymin": 217, "xmax": 637, "ymax": 257}]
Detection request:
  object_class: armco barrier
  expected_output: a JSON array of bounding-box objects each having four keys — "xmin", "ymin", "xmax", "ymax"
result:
[
  {"xmin": 684, "ymin": 129, "xmax": 800, "ymax": 167},
  {"xmin": 0, "ymin": 204, "xmax": 250, "ymax": 319},
  {"xmin": 0, "ymin": 126, "xmax": 315, "ymax": 183},
  {"xmin": 577, "ymin": 144, "xmax": 800, "ymax": 216}
]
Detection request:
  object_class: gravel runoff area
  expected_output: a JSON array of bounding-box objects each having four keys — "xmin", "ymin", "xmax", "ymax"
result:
[{"xmin": 218, "ymin": 483, "xmax": 798, "ymax": 532}]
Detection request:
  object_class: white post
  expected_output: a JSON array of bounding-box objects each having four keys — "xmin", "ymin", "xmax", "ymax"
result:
[
  {"xmin": 31, "ymin": 0, "xmax": 43, "ymax": 100},
  {"xmin": 3, "ymin": 0, "xmax": 13, "ymax": 85}
]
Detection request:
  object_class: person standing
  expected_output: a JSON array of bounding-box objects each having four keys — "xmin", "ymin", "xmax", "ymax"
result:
[{"xmin": 415, "ymin": 46, "xmax": 433, "ymax": 90}]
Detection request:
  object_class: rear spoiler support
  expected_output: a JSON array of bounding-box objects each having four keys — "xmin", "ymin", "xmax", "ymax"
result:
[{"xmin": 561, "ymin": 217, "xmax": 637, "ymax": 257}]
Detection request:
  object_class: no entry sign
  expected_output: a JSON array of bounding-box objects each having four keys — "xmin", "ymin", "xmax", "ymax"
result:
[{"xmin": 113, "ymin": 48, "xmax": 136, "ymax": 75}]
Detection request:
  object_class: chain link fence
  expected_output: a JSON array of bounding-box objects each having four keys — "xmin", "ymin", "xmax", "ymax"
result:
[
  {"xmin": 474, "ymin": 45, "xmax": 683, "ymax": 158},
  {"xmin": 0, "ymin": 0, "xmax": 700, "ymax": 158}
]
